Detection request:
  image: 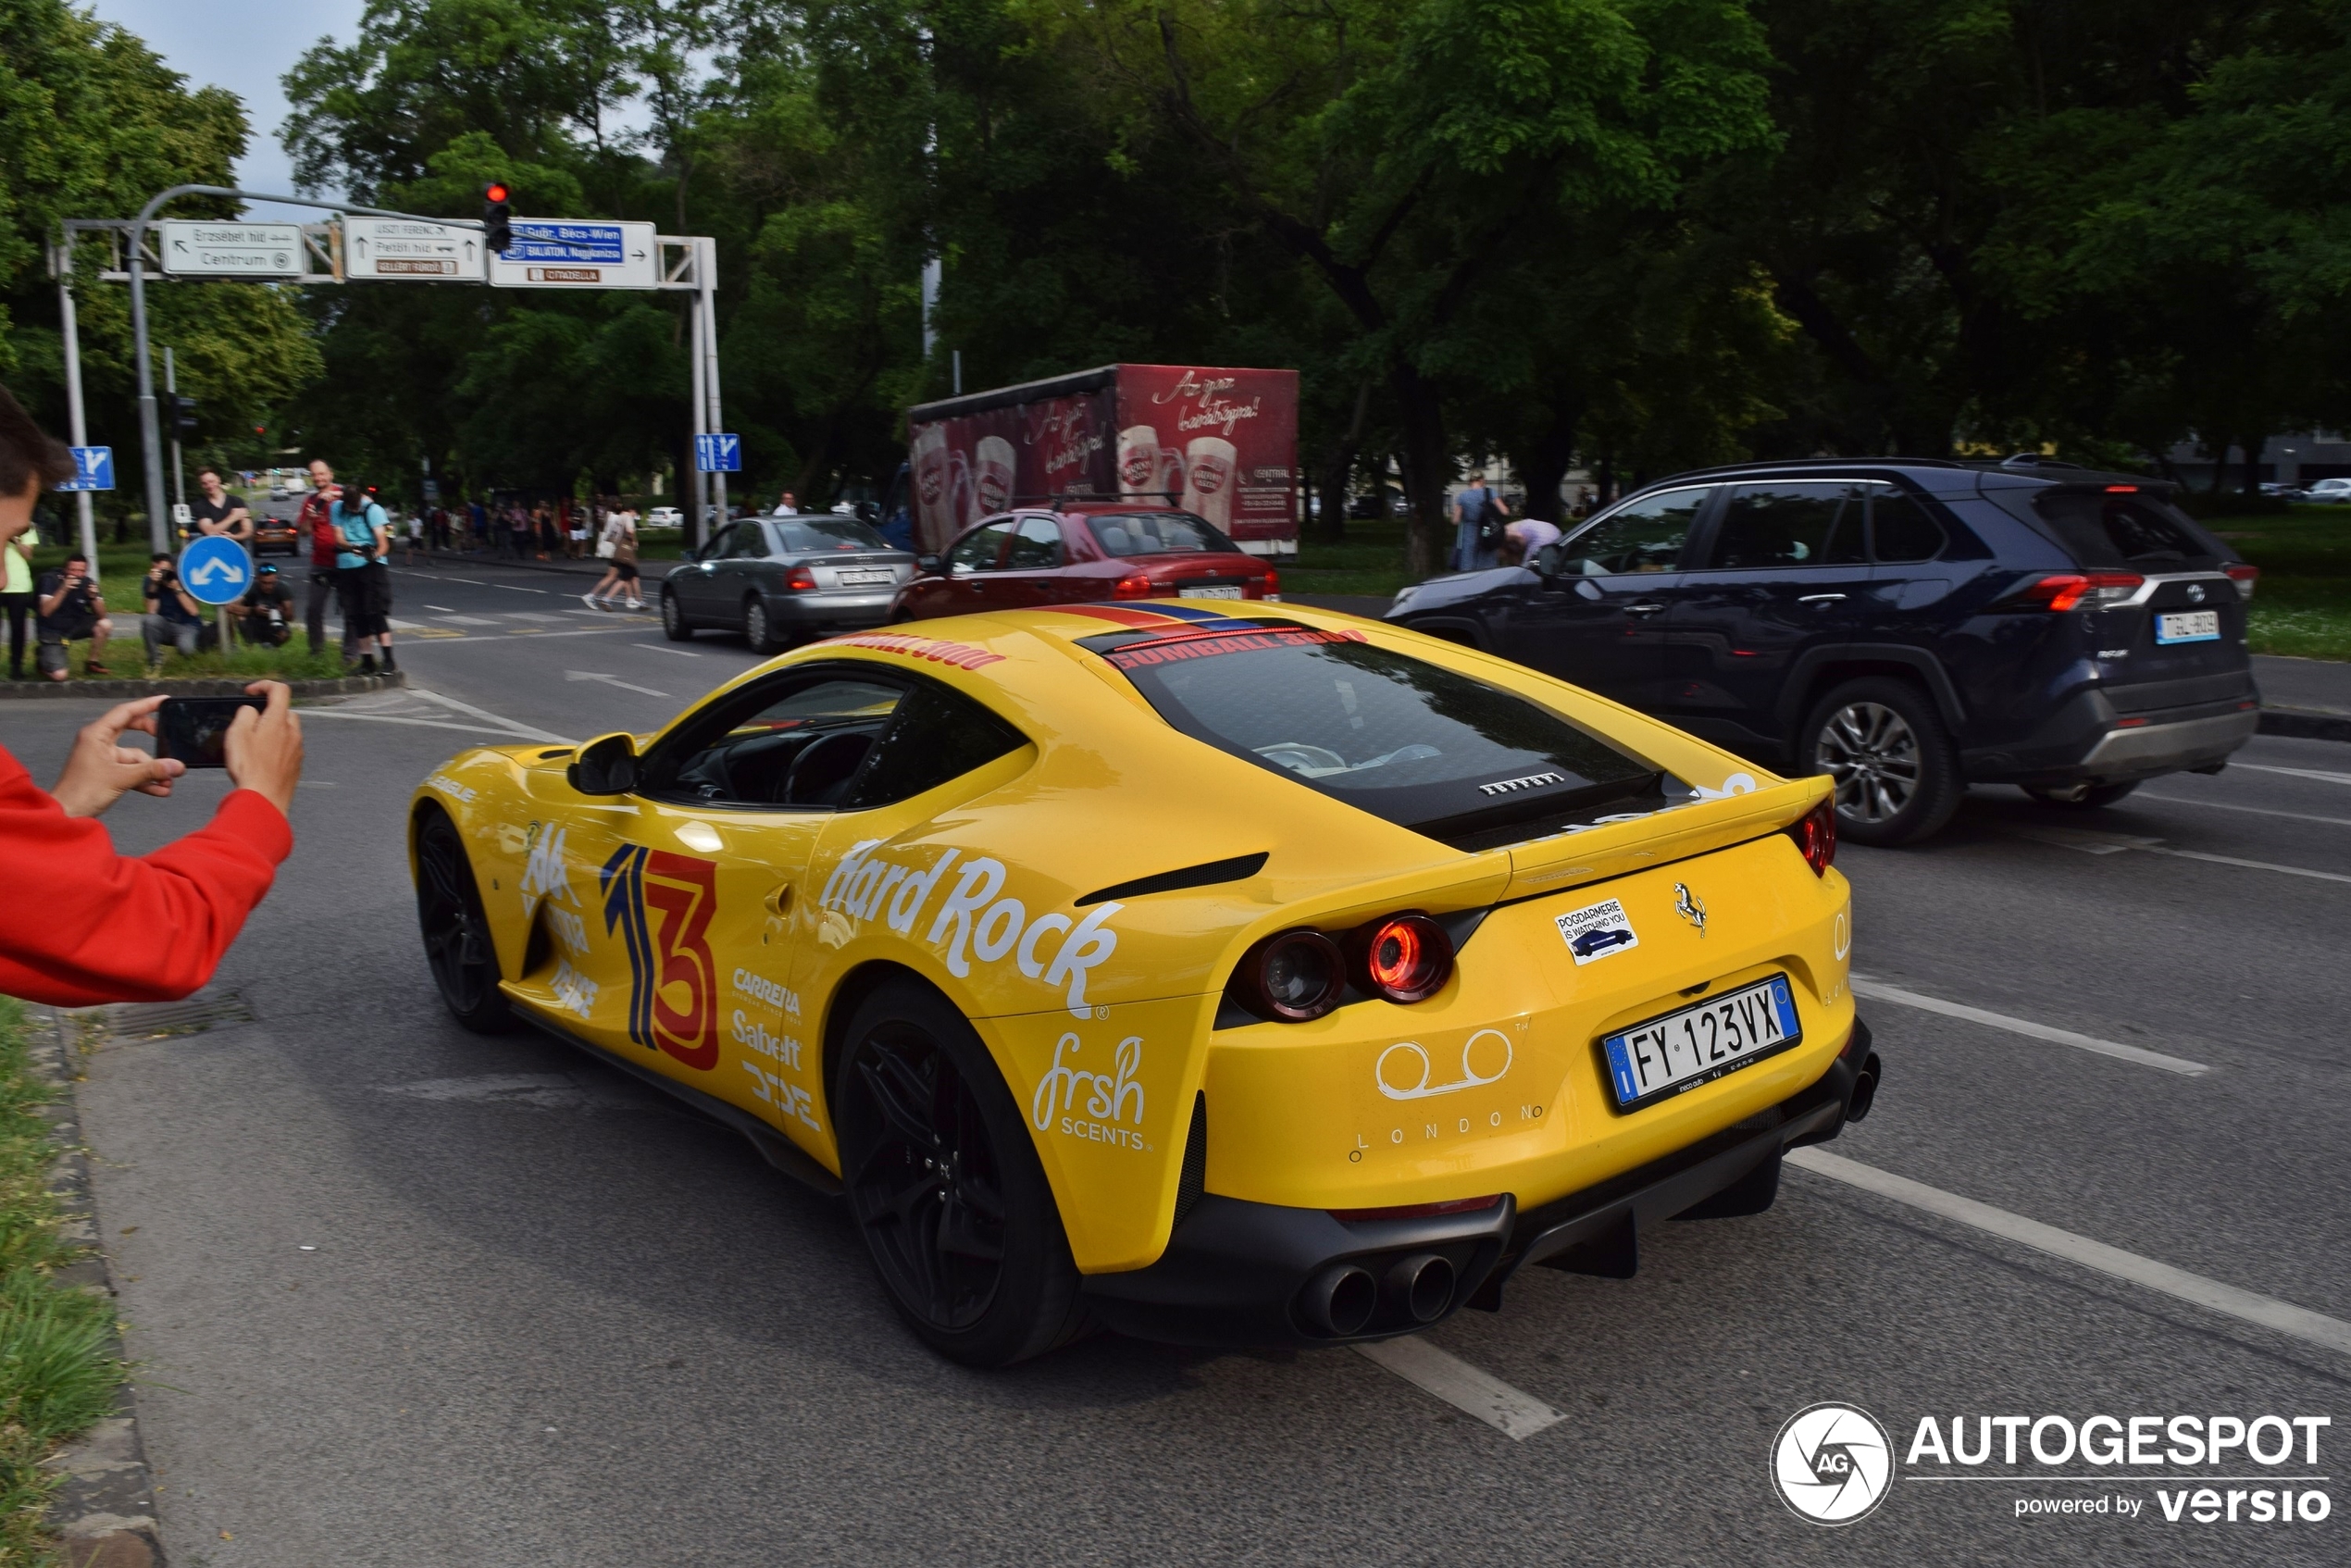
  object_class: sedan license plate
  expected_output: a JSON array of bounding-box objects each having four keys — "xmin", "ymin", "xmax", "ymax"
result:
[
  {"xmin": 1178, "ymin": 585, "xmax": 1245, "ymax": 599},
  {"xmin": 1600, "ymin": 974, "xmax": 1802, "ymax": 1112},
  {"xmin": 837, "ymin": 569, "xmax": 895, "ymax": 587},
  {"xmin": 2156, "ymin": 609, "xmax": 2220, "ymax": 645}
]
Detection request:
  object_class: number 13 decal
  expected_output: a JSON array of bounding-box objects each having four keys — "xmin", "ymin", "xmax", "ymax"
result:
[{"xmin": 601, "ymin": 845, "xmax": 720, "ymax": 1070}]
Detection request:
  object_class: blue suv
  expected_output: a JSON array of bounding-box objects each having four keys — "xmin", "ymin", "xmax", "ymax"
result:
[{"xmin": 1384, "ymin": 459, "xmax": 2261, "ymax": 844}]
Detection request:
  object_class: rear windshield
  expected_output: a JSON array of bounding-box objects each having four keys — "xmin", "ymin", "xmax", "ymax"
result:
[
  {"xmin": 1091, "ymin": 625, "xmax": 1670, "ymax": 850},
  {"xmin": 2032, "ymin": 491, "xmax": 2222, "ymax": 569},
  {"xmin": 1086, "ymin": 512, "xmax": 1236, "ymax": 557},
  {"xmin": 772, "ymin": 516, "xmax": 891, "ymax": 554}
]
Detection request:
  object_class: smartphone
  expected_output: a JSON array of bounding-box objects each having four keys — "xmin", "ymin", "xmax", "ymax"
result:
[{"xmin": 156, "ymin": 696, "xmax": 265, "ymax": 769}]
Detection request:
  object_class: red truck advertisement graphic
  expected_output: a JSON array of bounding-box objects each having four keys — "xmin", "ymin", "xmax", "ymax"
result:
[{"xmin": 906, "ymin": 364, "xmax": 1300, "ymax": 556}]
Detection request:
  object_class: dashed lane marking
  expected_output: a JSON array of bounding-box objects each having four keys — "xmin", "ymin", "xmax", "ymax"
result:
[
  {"xmin": 2146, "ymin": 844, "xmax": 2351, "ymax": 885},
  {"xmin": 1849, "ymin": 977, "xmax": 2209, "ymax": 1075},
  {"xmin": 1786, "ymin": 1148, "xmax": 2351, "ymax": 1358},
  {"xmin": 566, "ymin": 670, "xmax": 668, "ymax": 697},
  {"xmin": 423, "ymin": 604, "xmax": 454, "ymax": 611},
  {"xmin": 636, "ymin": 643, "xmax": 701, "ymax": 656},
  {"xmin": 1352, "ymin": 1337, "xmax": 1567, "ymax": 1440},
  {"xmin": 2015, "ymin": 825, "xmax": 2351, "ymax": 885},
  {"xmin": 2136, "ymin": 793, "xmax": 2351, "ymax": 829},
  {"xmin": 491, "ymin": 583, "xmax": 551, "ymax": 594},
  {"xmin": 2233, "ymin": 763, "xmax": 2351, "ymax": 786}
]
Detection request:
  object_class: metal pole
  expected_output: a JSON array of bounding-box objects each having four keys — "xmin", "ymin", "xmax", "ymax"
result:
[
  {"xmin": 922, "ymin": 256, "xmax": 940, "ymax": 359},
  {"xmin": 699, "ymin": 238, "xmax": 727, "ymax": 522},
  {"xmin": 688, "ymin": 268, "xmax": 708, "ymax": 548},
  {"xmin": 128, "ymin": 226, "xmax": 166, "ymax": 554},
  {"xmin": 167, "ymin": 347, "xmax": 184, "ymax": 512},
  {"xmin": 54, "ymin": 249, "xmax": 99, "ymax": 569}
]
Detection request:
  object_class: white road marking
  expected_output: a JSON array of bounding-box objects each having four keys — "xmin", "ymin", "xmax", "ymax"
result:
[
  {"xmin": 1786, "ymin": 1148, "xmax": 2351, "ymax": 1357},
  {"xmin": 636, "ymin": 643, "xmax": 701, "ymax": 657},
  {"xmin": 404, "ymin": 686, "xmax": 574, "ymax": 743},
  {"xmin": 2233, "ymin": 762, "xmax": 2351, "ymax": 786},
  {"xmin": 2136, "ymin": 792, "xmax": 2351, "ymax": 828},
  {"xmin": 2145, "ymin": 845, "xmax": 2351, "ymax": 885},
  {"xmin": 504, "ymin": 611, "xmax": 569, "ymax": 621},
  {"xmin": 297, "ymin": 710, "xmax": 537, "ymax": 740},
  {"xmin": 2014, "ymin": 825, "xmax": 2351, "ymax": 885},
  {"xmin": 423, "ymin": 604, "xmax": 454, "ymax": 612},
  {"xmin": 566, "ymin": 669, "xmax": 668, "ymax": 697},
  {"xmin": 491, "ymin": 583, "xmax": 550, "ymax": 594},
  {"xmin": 1849, "ymin": 977, "xmax": 2208, "ymax": 1075},
  {"xmin": 433, "ymin": 614, "xmax": 500, "ymax": 626},
  {"xmin": 1352, "ymin": 1337, "xmax": 1567, "ymax": 1439}
]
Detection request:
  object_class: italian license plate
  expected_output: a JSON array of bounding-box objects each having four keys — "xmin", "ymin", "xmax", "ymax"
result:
[
  {"xmin": 837, "ymin": 569, "xmax": 894, "ymax": 587},
  {"xmin": 1178, "ymin": 585, "xmax": 1244, "ymax": 599},
  {"xmin": 2156, "ymin": 609, "xmax": 2220, "ymax": 644},
  {"xmin": 1600, "ymin": 974, "xmax": 1802, "ymax": 1112}
]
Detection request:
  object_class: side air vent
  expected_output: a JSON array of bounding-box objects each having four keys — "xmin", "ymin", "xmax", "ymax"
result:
[
  {"xmin": 1173, "ymin": 1092, "xmax": 1208, "ymax": 1228},
  {"xmin": 1078, "ymin": 852, "xmax": 1269, "ymax": 907}
]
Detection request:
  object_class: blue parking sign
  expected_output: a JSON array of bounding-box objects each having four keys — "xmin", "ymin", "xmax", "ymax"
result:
[
  {"xmin": 695, "ymin": 433, "xmax": 741, "ymax": 473},
  {"xmin": 56, "ymin": 446, "xmax": 114, "ymax": 492},
  {"xmin": 178, "ymin": 534, "xmax": 254, "ymax": 607}
]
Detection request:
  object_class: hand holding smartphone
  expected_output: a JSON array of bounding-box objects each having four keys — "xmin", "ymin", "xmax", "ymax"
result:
[{"xmin": 157, "ymin": 696, "xmax": 267, "ymax": 769}]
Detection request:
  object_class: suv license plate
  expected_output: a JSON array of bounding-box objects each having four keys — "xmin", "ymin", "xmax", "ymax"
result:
[
  {"xmin": 837, "ymin": 569, "xmax": 894, "ymax": 587},
  {"xmin": 1178, "ymin": 585, "xmax": 1244, "ymax": 599},
  {"xmin": 2156, "ymin": 609, "xmax": 2220, "ymax": 644},
  {"xmin": 1601, "ymin": 974, "xmax": 1803, "ymax": 1112}
]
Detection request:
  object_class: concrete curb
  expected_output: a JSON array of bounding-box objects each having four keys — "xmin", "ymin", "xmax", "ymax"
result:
[
  {"xmin": 0, "ymin": 671, "xmax": 404, "ymax": 702},
  {"xmin": 2258, "ymin": 705, "xmax": 2351, "ymax": 743},
  {"xmin": 28, "ymin": 1007, "xmax": 167, "ymax": 1568}
]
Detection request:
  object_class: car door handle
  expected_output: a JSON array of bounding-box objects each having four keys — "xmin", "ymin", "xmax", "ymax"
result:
[
  {"xmin": 1798, "ymin": 593, "xmax": 1847, "ymax": 603},
  {"xmin": 1623, "ymin": 603, "xmax": 1666, "ymax": 616}
]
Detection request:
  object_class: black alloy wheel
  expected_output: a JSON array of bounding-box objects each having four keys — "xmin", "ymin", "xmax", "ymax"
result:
[
  {"xmin": 413, "ymin": 809, "xmax": 517, "ymax": 1033},
  {"xmin": 661, "ymin": 590, "xmax": 694, "ymax": 641},
  {"xmin": 744, "ymin": 596, "xmax": 782, "ymax": 654},
  {"xmin": 834, "ymin": 979, "xmax": 1087, "ymax": 1366},
  {"xmin": 1802, "ymin": 676, "xmax": 1964, "ymax": 847},
  {"xmin": 2024, "ymin": 780, "xmax": 2141, "ymax": 809}
]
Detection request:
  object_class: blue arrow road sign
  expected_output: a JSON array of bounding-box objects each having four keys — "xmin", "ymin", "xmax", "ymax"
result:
[
  {"xmin": 509, "ymin": 221, "xmax": 626, "ymax": 264},
  {"xmin": 56, "ymin": 446, "xmax": 114, "ymax": 492},
  {"xmin": 696, "ymin": 433, "xmax": 742, "ymax": 473},
  {"xmin": 178, "ymin": 535, "xmax": 254, "ymax": 607}
]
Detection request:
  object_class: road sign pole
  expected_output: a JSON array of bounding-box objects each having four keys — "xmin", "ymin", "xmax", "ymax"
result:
[
  {"xmin": 700, "ymin": 239, "xmax": 728, "ymax": 524},
  {"xmin": 167, "ymin": 347, "xmax": 184, "ymax": 510},
  {"xmin": 689, "ymin": 277, "xmax": 709, "ymax": 548},
  {"xmin": 127, "ymin": 223, "xmax": 167, "ymax": 554},
  {"xmin": 53, "ymin": 252, "xmax": 99, "ymax": 569}
]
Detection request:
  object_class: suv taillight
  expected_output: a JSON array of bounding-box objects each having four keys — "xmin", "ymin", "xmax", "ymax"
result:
[
  {"xmin": 1790, "ymin": 799, "xmax": 1835, "ymax": 875},
  {"xmin": 2003, "ymin": 571, "xmax": 2144, "ymax": 612},
  {"xmin": 2225, "ymin": 564, "xmax": 2258, "ymax": 601}
]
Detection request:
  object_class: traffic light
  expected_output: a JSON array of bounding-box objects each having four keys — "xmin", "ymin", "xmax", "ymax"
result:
[
  {"xmin": 166, "ymin": 393, "xmax": 198, "ymax": 438},
  {"xmin": 483, "ymin": 182, "xmax": 513, "ymax": 254}
]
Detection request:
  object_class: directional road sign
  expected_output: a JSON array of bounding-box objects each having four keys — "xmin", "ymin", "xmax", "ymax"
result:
[
  {"xmin": 55, "ymin": 446, "xmax": 114, "ymax": 492},
  {"xmin": 178, "ymin": 535, "xmax": 254, "ymax": 606},
  {"xmin": 695, "ymin": 433, "xmax": 742, "ymax": 473},
  {"xmin": 345, "ymin": 218, "xmax": 484, "ymax": 281},
  {"xmin": 160, "ymin": 221, "xmax": 305, "ymax": 278},
  {"xmin": 488, "ymin": 220, "xmax": 658, "ymax": 290}
]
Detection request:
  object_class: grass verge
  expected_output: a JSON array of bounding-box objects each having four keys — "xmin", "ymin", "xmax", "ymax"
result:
[
  {"xmin": 2206, "ymin": 505, "xmax": 2351, "ymax": 661},
  {"xmin": 1282, "ymin": 521, "xmax": 1418, "ymax": 598},
  {"xmin": 0, "ymin": 998, "xmax": 123, "ymax": 1565}
]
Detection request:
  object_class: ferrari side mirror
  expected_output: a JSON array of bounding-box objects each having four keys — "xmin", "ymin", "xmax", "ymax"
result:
[{"xmin": 568, "ymin": 731, "xmax": 640, "ymax": 796}]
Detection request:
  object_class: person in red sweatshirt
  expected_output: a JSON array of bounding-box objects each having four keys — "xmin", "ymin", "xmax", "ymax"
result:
[{"xmin": 0, "ymin": 381, "xmax": 304, "ymax": 1006}]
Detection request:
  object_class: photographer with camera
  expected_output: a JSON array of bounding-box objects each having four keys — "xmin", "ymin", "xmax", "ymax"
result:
[
  {"xmin": 331, "ymin": 480, "xmax": 395, "ymax": 674},
  {"xmin": 0, "ymin": 379, "xmax": 305, "ymax": 1004}
]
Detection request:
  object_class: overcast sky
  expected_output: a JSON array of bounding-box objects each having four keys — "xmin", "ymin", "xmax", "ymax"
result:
[{"xmin": 87, "ymin": 0, "xmax": 370, "ymax": 218}]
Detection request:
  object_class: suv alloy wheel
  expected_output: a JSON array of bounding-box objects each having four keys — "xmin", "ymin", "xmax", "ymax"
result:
[{"xmin": 1803, "ymin": 677, "xmax": 1964, "ymax": 847}]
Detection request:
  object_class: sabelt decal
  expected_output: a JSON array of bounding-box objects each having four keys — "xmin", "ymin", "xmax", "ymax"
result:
[
  {"xmin": 820, "ymin": 631, "xmax": 1005, "ymax": 669},
  {"xmin": 818, "ymin": 840, "xmax": 1122, "ymax": 1018},
  {"xmin": 599, "ymin": 845, "xmax": 721, "ymax": 1070},
  {"xmin": 1032, "ymin": 1033, "xmax": 1148, "ymax": 1151}
]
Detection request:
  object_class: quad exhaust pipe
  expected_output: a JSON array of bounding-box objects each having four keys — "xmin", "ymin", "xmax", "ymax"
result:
[
  {"xmin": 1300, "ymin": 1263, "xmax": 1377, "ymax": 1337},
  {"xmin": 1846, "ymin": 1051, "xmax": 1882, "ymax": 1123},
  {"xmin": 1384, "ymin": 1252, "xmax": 1455, "ymax": 1325}
]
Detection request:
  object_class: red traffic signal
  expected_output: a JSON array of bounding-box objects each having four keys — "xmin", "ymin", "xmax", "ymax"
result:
[
  {"xmin": 483, "ymin": 183, "xmax": 514, "ymax": 253},
  {"xmin": 483, "ymin": 182, "xmax": 510, "ymax": 205}
]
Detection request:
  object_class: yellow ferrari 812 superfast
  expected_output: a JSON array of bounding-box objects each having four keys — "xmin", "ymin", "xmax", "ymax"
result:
[{"xmin": 410, "ymin": 600, "xmax": 1879, "ymax": 1365}]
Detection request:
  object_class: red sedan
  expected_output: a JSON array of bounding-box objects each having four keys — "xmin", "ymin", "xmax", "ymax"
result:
[{"xmin": 892, "ymin": 504, "xmax": 1280, "ymax": 620}]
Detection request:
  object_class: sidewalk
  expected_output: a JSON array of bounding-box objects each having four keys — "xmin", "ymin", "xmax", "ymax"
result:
[{"xmin": 2253, "ymin": 653, "xmax": 2351, "ymax": 742}]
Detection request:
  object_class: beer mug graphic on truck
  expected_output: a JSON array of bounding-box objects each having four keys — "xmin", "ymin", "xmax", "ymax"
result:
[
  {"xmin": 1183, "ymin": 436, "xmax": 1238, "ymax": 529},
  {"xmin": 912, "ymin": 425, "xmax": 952, "ymax": 538},
  {"xmin": 1118, "ymin": 426, "xmax": 1161, "ymax": 496},
  {"xmin": 974, "ymin": 436, "xmax": 1016, "ymax": 516}
]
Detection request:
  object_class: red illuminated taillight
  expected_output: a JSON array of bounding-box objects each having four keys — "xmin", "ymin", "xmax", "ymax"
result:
[
  {"xmin": 783, "ymin": 566, "xmax": 817, "ymax": 591},
  {"xmin": 1238, "ymin": 929, "xmax": 1347, "ymax": 1022},
  {"xmin": 1350, "ymin": 913, "xmax": 1454, "ymax": 1003},
  {"xmin": 1790, "ymin": 798, "xmax": 1835, "ymax": 875},
  {"xmin": 1258, "ymin": 568, "xmax": 1280, "ymax": 597},
  {"xmin": 2225, "ymin": 564, "xmax": 2258, "ymax": 601},
  {"xmin": 2004, "ymin": 571, "xmax": 2144, "ymax": 612},
  {"xmin": 1113, "ymin": 572, "xmax": 1153, "ymax": 600}
]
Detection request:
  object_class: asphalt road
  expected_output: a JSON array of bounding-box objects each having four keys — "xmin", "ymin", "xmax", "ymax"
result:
[{"xmin": 10, "ymin": 554, "xmax": 2346, "ymax": 1565}]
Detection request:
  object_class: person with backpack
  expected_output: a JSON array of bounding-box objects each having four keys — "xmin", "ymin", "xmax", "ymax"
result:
[
  {"xmin": 332, "ymin": 482, "xmax": 396, "ymax": 674},
  {"xmin": 1450, "ymin": 470, "xmax": 1509, "ymax": 573}
]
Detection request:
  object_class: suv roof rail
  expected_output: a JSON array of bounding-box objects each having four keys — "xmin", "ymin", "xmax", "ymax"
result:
[
  {"xmin": 1998, "ymin": 453, "xmax": 2086, "ymax": 469},
  {"xmin": 1630, "ymin": 456, "xmax": 1970, "ymax": 486}
]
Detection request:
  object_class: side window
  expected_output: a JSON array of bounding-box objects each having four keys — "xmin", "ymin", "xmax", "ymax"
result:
[
  {"xmin": 727, "ymin": 523, "xmax": 770, "ymax": 559},
  {"xmin": 1709, "ymin": 482, "xmax": 1861, "ymax": 569},
  {"xmin": 948, "ymin": 519, "xmax": 1014, "ymax": 572},
  {"xmin": 1871, "ymin": 493, "xmax": 1947, "ymax": 563},
  {"xmin": 699, "ymin": 524, "xmax": 736, "ymax": 560},
  {"xmin": 843, "ymin": 681, "xmax": 1027, "ymax": 810},
  {"xmin": 642, "ymin": 674, "xmax": 904, "ymax": 808},
  {"xmin": 1003, "ymin": 515, "xmax": 1063, "ymax": 569},
  {"xmin": 1550, "ymin": 488, "xmax": 1710, "ymax": 575}
]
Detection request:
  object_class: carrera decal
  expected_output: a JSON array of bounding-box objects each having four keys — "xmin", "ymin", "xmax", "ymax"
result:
[
  {"xmin": 818, "ymin": 631, "xmax": 1005, "ymax": 669},
  {"xmin": 599, "ymin": 845, "xmax": 722, "ymax": 1070},
  {"xmin": 817, "ymin": 840, "xmax": 1122, "ymax": 1019}
]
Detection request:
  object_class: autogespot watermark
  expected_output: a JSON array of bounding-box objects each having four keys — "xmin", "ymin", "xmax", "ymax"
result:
[{"xmin": 1773, "ymin": 1405, "xmax": 2335, "ymax": 1528}]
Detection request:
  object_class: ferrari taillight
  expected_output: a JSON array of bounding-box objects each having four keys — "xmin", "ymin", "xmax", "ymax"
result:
[
  {"xmin": 1238, "ymin": 929, "xmax": 1346, "ymax": 1022},
  {"xmin": 1351, "ymin": 913, "xmax": 1454, "ymax": 1003},
  {"xmin": 1790, "ymin": 799, "xmax": 1835, "ymax": 876},
  {"xmin": 1113, "ymin": 573, "xmax": 1153, "ymax": 600}
]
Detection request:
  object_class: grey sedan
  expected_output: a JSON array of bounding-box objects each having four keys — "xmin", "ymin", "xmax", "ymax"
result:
[{"xmin": 662, "ymin": 515, "xmax": 916, "ymax": 652}]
